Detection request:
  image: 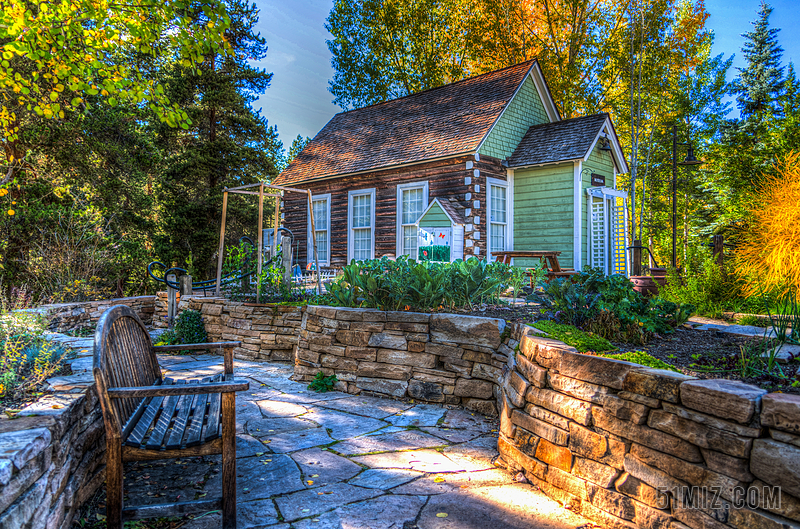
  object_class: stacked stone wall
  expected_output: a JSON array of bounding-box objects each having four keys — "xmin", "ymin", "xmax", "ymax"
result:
[
  {"xmin": 155, "ymin": 294, "xmax": 303, "ymax": 363},
  {"xmin": 498, "ymin": 324, "xmax": 800, "ymax": 529},
  {"xmin": 36, "ymin": 296, "xmax": 155, "ymax": 333},
  {"xmin": 294, "ymin": 306, "xmax": 510, "ymax": 415},
  {"xmin": 0, "ymin": 389, "xmax": 105, "ymax": 529}
]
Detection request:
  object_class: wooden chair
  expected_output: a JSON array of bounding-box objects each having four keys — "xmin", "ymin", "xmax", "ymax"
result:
[{"xmin": 93, "ymin": 305, "xmax": 248, "ymax": 529}]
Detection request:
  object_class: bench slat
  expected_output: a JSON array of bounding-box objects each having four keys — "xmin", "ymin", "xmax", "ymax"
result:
[
  {"xmin": 165, "ymin": 380, "xmax": 200, "ymax": 450},
  {"xmin": 184, "ymin": 376, "xmax": 212, "ymax": 447},
  {"xmin": 146, "ymin": 380, "xmax": 186, "ymax": 449},
  {"xmin": 125, "ymin": 378, "xmax": 176, "ymax": 447},
  {"xmin": 121, "ymin": 379, "xmax": 163, "ymax": 441},
  {"xmin": 203, "ymin": 374, "xmax": 223, "ymax": 443}
]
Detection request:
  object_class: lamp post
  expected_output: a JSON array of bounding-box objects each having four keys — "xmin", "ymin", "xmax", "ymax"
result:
[{"xmin": 671, "ymin": 124, "xmax": 703, "ymax": 270}]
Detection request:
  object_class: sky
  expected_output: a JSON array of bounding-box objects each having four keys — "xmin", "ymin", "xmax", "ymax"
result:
[{"xmin": 251, "ymin": 0, "xmax": 800, "ymax": 149}]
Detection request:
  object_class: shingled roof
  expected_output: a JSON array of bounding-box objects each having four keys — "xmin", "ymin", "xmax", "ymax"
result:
[
  {"xmin": 507, "ymin": 113, "xmax": 609, "ymax": 167},
  {"xmin": 275, "ymin": 60, "xmax": 538, "ymax": 186}
]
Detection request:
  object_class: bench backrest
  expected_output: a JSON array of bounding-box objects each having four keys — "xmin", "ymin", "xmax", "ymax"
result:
[{"xmin": 93, "ymin": 305, "xmax": 162, "ymax": 437}]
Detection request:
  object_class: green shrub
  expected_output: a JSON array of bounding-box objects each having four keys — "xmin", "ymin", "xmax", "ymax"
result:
[
  {"xmin": 0, "ymin": 310, "xmax": 68, "ymax": 400},
  {"xmin": 597, "ymin": 350, "xmax": 680, "ymax": 372},
  {"xmin": 737, "ymin": 314, "xmax": 767, "ymax": 327},
  {"xmin": 156, "ymin": 309, "xmax": 207, "ymax": 349},
  {"xmin": 322, "ymin": 256, "xmax": 534, "ymax": 312},
  {"xmin": 533, "ymin": 267, "xmax": 695, "ymax": 343},
  {"xmin": 308, "ymin": 372, "xmax": 338, "ymax": 393},
  {"xmin": 532, "ymin": 320, "xmax": 616, "ymax": 353}
]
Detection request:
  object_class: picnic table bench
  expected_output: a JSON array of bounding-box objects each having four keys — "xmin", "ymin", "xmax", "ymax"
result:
[
  {"xmin": 492, "ymin": 251, "xmax": 579, "ymax": 283},
  {"xmin": 93, "ymin": 305, "xmax": 248, "ymax": 529}
]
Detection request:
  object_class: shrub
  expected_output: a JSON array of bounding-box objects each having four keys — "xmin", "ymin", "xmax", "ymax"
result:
[
  {"xmin": 737, "ymin": 314, "xmax": 767, "ymax": 327},
  {"xmin": 597, "ymin": 350, "xmax": 679, "ymax": 372},
  {"xmin": 534, "ymin": 267, "xmax": 694, "ymax": 343},
  {"xmin": 736, "ymin": 151, "xmax": 800, "ymax": 295},
  {"xmin": 157, "ymin": 309, "xmax": 207, "ymax": 348},
  {"xmin": 532, "ymin": 320, "xmax": 616, "ymax": 353},
  {"xmin": 0, "ymin": 310, "xmax": 68, "ymax": 400},
  {"xmin": 322, "ymin": 256, "xmax": 529, "ymax": 312}
]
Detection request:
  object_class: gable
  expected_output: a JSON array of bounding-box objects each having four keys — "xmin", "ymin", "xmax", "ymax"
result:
[
  {"xmin": 478, "ymin": 75, "xmax": 550, "ymax": 161},
  {"xmin": 419, "ymin": 202, "xmax": 451, "ymax": 227}
]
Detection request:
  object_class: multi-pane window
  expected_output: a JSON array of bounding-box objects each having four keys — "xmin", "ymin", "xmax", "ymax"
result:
[
  {"xmin": 310, "ymin": 195, "xmax": 329, "ymax": 264},
  {"xmin": 489, "ymin": 182, "xmax": 508, "ymax": 258},
  {"xmin": 349, "ymin": 190, "xmax": 374, "ymax": 261},
  {"xmin": 398, "ymin": 184, "xmax": 427, "ymax": 258}
]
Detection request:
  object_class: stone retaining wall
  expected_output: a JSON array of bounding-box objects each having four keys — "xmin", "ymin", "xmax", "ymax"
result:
[
  {"xmin": 36, "ymin": 296, "xmax": 155, "ymax": 333},
  {"xmin": 498, "ymin": 324, "xmax": 800, "ymax": 529},
  {"xmin": 293, "ymin": 306, "xmax": 510, "ymax": 415},
  {"xmin": 0, "ymin": 388, "xmax": 105, "ymax": 529},
  {"xmin": 155, "ymin": 294, "xmax": 303, "ymax": 362}
]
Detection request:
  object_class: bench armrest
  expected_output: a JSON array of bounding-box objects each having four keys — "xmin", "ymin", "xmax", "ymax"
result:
[
  {"xmin": 108, "ymin": 378, "xmax": 250, "ymax": 398},
  {"xmin": 152, "ymin": 341, "xmax": 241, "ymax": 353},
  {"xmin": 153, "ymin": 341, "xmax": 241, "ymax": 374}
]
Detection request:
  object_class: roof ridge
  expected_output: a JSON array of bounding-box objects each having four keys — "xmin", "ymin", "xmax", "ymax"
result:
[{"xmin": 333, "ymin": 59, "xmax": 538, "ymax": 116}]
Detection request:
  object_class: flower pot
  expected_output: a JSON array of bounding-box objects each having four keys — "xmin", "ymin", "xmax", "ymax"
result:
[{"xmin": 630, "ymin": 276, "xmax": 659, "ymax": 296}]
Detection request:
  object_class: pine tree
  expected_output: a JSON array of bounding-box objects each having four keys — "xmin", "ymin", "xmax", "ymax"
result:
[
  {"xmin": 154, "ymin": 0, "xmax": 284, "ymax": 278},
  {"xmin": 733, "ymin": 1, "xmax": 784, "ymax": 127}
]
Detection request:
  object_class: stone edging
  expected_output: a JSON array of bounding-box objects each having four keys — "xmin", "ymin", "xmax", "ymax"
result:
[
  {"xmin": 26, "ymin": 296, "xmax": 156, "ymax": 333},
  {"xmin": 498, "ymin": 324, "xmax": 800, "ymax": 529}
]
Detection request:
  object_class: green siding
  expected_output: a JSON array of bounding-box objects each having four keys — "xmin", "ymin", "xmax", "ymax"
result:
[
  {"xmin": 581, "ymin": 144, "xmax": 615, "ymax": 264},
  {"xmin": 479, "ymin": 76, "xmax": 549, "ymax": 160},
  {"xmin": 419, "ymin": 203, "xmax": 451, "ymax": 227},
  {"xmin": 513, "ymin": 163, "xmax": 575, "ymax": 268}
]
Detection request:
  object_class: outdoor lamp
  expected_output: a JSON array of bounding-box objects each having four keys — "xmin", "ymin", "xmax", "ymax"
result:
[{"xmin": 671, "ymin": 125, "xmax": 704, "ymax": 269}]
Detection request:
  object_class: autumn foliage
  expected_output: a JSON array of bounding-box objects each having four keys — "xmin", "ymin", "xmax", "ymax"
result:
[{"xmin": 736, "ymin": 151, "xmax": 800, "ymax": 294}]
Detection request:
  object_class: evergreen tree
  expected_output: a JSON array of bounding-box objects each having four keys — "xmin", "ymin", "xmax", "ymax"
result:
[
  {"xmin": 154, "ymin": 0, "xmax": 284, "ymax": 278},
  {"xmin": 733, "ymin": 1, "xmax": 784, "ymax": 124}
]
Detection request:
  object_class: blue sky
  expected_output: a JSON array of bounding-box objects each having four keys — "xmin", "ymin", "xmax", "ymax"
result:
[{"xmin": 251, "ymin": 1, "xmax": 800, "ymax": 148}]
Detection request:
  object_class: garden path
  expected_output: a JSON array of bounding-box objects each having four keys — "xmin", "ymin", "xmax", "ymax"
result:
[{"xmin": 118, "ymin": 355, "xmax": 591, "ymax": 529}]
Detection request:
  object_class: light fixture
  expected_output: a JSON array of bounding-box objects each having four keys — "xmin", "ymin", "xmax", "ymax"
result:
[
  {"xmin": 599, "ymin": 138, "xmax": 612, "ymax": 151},
  {"xmin": 678, "ymin": 147, "xmax": 703, "ymax": 167}
]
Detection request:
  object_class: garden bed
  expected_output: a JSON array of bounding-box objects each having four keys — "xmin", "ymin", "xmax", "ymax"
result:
[{"xmin": 610, "ymin": 328, "xmax": 800, "ymax": 395}]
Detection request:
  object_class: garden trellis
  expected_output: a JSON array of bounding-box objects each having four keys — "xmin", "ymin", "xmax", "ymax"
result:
[{"xmin": 214, "ymin": 183, "xmax": 322, "ymax": 298}]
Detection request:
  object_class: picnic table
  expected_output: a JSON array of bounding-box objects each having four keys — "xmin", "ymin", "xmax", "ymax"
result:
[{"xmin": 492, "ymin": 251, "xmax": 579, "ymax": 283}]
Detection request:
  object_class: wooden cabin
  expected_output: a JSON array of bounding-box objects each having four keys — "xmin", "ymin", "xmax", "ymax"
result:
[{"xmin": 275, "ymin": 60, "xmax": 630, "ymax": 274}]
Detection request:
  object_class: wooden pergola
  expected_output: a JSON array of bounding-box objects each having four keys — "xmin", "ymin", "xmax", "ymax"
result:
[{"xmin": 214, "ymin": 182, "xmax": 322, "ymax": 298}]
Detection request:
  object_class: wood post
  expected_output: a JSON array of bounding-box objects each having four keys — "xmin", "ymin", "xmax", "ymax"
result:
[
  {"xmin": 257, "ymin": 184, "xmax": 264, "ymax": 303},
  {"xmin": 281, "ymin": 235, "xmax": 292, "ymax": 287},
  {"xmin": 632, "ymin": 239, "xmax": 643, "ymax": 276},
  {"xmin": 167, "ymin": 273, "xmax": 177, "ymax": 327},
  {"xmin": 215, "ymin": 191, "xmax": 229, "ymax": 297},
  {"xmin": 221, "ymin": 344, "xmax": 235, "ymax": 528},
  {"xmin": 179, "ymin": 275, "xmax": 193, "ymax": 297},
  {"xmin": 713, "ymin": 234, "xmax": 724, "ymax": 268},
  {"xmin": 105, "ymin": 440, "xmax": 124, "ymax": 529},
  {"xmin": 272, "ymin": 194, "xmax": 280, "ymax": 263}
]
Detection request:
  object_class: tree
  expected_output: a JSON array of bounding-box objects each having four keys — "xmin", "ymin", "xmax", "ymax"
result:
[
  {"xmin": 154, "ymin": 0, "xmax": 283, "ymax": 278},
  {"xmin": 0, "ymin": 0, "xmax": 233, "ymax": 189},
  {"xmin": 286, "ymin": 135, "xmax": 311, "ymax": 166},
  {"xmin": 326, "ymin": 0, "xmax": 475, "ymax": 110}
]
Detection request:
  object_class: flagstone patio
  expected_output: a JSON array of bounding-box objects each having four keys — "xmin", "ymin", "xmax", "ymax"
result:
[{"xmin": 114, "ymin": 354, "xmax": 592, "ymax": 529}]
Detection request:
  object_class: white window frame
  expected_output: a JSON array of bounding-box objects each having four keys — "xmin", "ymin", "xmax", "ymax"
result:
[
  {"xmin": 307, "ymin": 193, "xmax": 331, "ymax": 267},
  {"xmin": 348, "ymin": 188, "xmax": 376, "ymax": 262},
  {"xmin": 395, "ymin": 181, "xmax": 429, "ymax": 258},
  {"xmin": 487, "ymin": 177, "xmax": 511, "ymax": 261}
]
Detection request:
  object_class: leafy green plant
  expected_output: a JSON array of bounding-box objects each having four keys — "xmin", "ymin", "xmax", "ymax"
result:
[
  {"xmin": 737, "ymin": 314, "xmax": 767, "ymax": 327},
  {"xmin": 532, "ymin": 320, "xmax": 616, "ymax": 353},
  {"xmin": 767, "ymin": 288, "xmax": 800, "ymax": 344},
  {"xmin": 0, "ymin": 310, "xmax": 68, "ymax": 400},
  {"xmin": 308, "ymin": 372, "xmax": 338, "ymax": 393},
  {"xmin": 597, "ymin": 351, "xmax": 680, "ymax": 372},
  {"xmin": 156, "ymin": 309, "xmax": 207, "ymax": 350}
]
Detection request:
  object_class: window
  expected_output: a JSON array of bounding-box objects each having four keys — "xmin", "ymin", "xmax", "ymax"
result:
[
  {"xmin": 348, "ymin": 188, "xmax": 375, "ymax": 261},
  {"xmin": 308, "ymin": 194, "xmax": 330, "ymax": 266},
  {"xmin": 396, "ymin": 181, "xmax": 429, "ymax": 258},
  {"xmin": 488, "ymin": 178, "xmax": 509, "ymax": 260}
]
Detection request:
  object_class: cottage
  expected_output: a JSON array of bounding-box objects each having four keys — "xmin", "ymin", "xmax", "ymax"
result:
[{"xmin": 276, "ymin": 60, "xmax": 629, "ymax": 274}]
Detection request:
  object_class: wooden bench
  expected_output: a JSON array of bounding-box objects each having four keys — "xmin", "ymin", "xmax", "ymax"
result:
[{"xmin": 93, "ymin": 305, "xmax": 249, "ymax": 529}]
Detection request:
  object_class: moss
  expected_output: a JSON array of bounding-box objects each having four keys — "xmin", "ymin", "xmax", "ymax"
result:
[
  {"xmin": 598, "ymin": 350, "xmax": 680, "ymax": 372},
  {"xmin": 532, "ymin": 320, "xmax": 616, "ymax": 353}
]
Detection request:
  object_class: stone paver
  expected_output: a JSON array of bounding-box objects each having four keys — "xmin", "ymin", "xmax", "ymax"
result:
[{"xmin": 117, "ymin": 354, "xmax": 590, "ymax": 529}]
